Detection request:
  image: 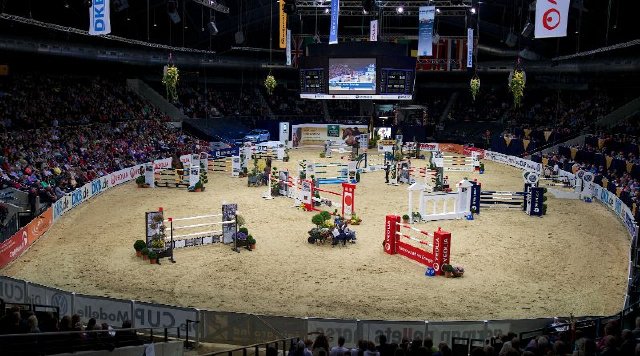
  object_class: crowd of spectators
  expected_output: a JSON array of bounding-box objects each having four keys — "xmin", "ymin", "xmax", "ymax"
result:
[
  {"xmin": 0, "ymin": 74, "xmax": 207, "ymax": 215},
  {"xmin": 177, "ymin": 84, "xmax": 270, "ymax": 119},
  {"xmin": 266, "ymin": 86, "xmax": 325, "ymax": 120},
  {"xmin": 282, "ymin": 318, "xmax": 640, "ymax": 356},
  {"xmin": 0, "ymin": 304, "xmax": 142, "ymax": 353},
  {"xmin": 542, "ymin": 114, "xmax": 640, "ymax": 210}
]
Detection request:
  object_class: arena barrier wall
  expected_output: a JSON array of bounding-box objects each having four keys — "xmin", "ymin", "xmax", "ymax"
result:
[
  {"xmin": 1, "ymin": 151, "xmax": 637, "ymax": 347},
  {"xmin": 1, "ymin": 274, "xmax": 558, "ymax": 348}
]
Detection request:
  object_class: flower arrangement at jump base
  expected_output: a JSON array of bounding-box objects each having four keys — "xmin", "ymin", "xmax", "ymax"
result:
[
  {"xmin": 470, "ymin": 76, "xmax": 480, "ymax": 101},
  {"xmin": 508, "ymin": 68, "xmax": 526, "ymax": 107},
  {"xmin": 162, "ymin": 64, "xmax": 179, "ymax": 102},
  {"xmin": 264, "ymin": 74, "xmax": 277, "ymax": 95},
  {"xmin": 441, "ymin": 264, "xmax": 464, "ymax": 278}
]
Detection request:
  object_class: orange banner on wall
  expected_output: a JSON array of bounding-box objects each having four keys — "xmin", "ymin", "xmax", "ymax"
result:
[
  {"xmin": 279, "ymin": 2, "xmax": 287, "ymax": 49},
  {"xmin": 0, "ymin": 207, "xmax": 53, "ymax": 269}
]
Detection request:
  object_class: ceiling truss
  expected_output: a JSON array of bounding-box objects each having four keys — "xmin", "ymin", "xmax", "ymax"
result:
[{"xmin": 296, "ymin": 0, "xmax": 472, "ymax": 16}]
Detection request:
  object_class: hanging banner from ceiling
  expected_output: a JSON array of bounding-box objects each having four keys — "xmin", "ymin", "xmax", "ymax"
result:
[
  {"xmin": 279, "ymin": 1, "xmax": 287, "ymax": 48},
  {"xmin": 466, "ymin": 28, "xmax": 474, "ymax": 68},
  {"xmin": 370, "ymin": 20, "xmax": 378, "ymax": 41},
  {"xmin": 286, "ymin": 29, "xmax": 292, "ymax": 66},
  {"xmin": 329, "ymin": 0, "xmax": 340, "ymax": 44},
  {"xmin": 417, "ymin": 6, "xmax": 435, "ymax": 56},
  {"xmin": 89, "ymin": 0, "xmax": 111, "ymax": 35},
  {"xmin": 534, "ymin": 0, "xmax": 570, "ymax": 38}
]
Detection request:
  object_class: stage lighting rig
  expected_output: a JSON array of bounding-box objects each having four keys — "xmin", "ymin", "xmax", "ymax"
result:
[{"xmin": 192, "ymin": 0, "xmax": 230, "ymax": 14}]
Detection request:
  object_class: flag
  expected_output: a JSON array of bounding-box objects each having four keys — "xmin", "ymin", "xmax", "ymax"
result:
[
  {"xmin": 534, "ymin": 0, "xmax": 570, "ymax": 38},
  {"xmin": 89, "ymin": 0, "xmax": 111, "ymax": 35},
  {"xmin": 370, "ymin": 20, "xmax": 378, "ymax": 41},
  {"xmin": 279, "ymin": 1, "xmax": 287, "ymax": 48},
  {"xmin": 292, "ymin": 36, "xmax": 304, "ymax": 68},
  {"xmin": 466, "ymin": 28, "xmax": 474, "ymax": 68}
]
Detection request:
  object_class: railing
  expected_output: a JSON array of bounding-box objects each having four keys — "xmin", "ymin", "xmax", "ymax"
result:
[
  {"xmin": 0, "ymin": 327, "xmax": 181, "ymax": 355},
  {"xmin": 203, "ymin": 336, "xmax": 302, "ymax": 356}
]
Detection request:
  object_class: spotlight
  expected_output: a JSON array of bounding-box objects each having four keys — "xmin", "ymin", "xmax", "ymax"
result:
[
  {"xmin": 324, "ymin": 8, "xmax": 330, "ymax": 13},
  {"xmin": 208, "ymin": 21, "xmax": 218, "ymax": 35},
  {"xmin": 470, "ymin": 7, "xmax": 476, "ymax": 14},
  {"xmin": 436, "ymin": 8, "xmax": 441, "ymax": 13},
  {"xmin": 396, "ymin": 6, "xmax": 403, "ymax": 13},
  {"xmin": 64, "ymin": 1, "xmax": 70, "ymax": 9},
  {"xmin": 363, "ymin": 9, "xmax": 368, "ymax": 14}
]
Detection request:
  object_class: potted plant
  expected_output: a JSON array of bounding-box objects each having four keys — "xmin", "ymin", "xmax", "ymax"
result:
[
  {"xmin": 479, "ymin": 162, "xmax": 485, "ymax": 174},
  {"xmin": 402, "ymin": 214, "xmax": 410, "ymax": 224},
  {"xmin": 141, "ymin": 247, "xmax": 149, "ymax": 260},
  {"xmin": 247, "ymin": 235, "xmax": 256, "ymax": 250},
  {"xmin": 349, "ymin": 213, "xmax": 362, "ymax": 225},
  {"xmin": 453, "ymin": 266, "xmax": 465, "ymax": 277},
  {"xmin": 134, "ymin": 240, "xmax": 146, "ymax": 257},
  {"xmin": 191, "ymin": 180, "xmax": 203, "ymax": 192},
  {"xmin": 151, "ymin": 238, "xmax": 165, "ymax": 249},
  {"xmin": 148, "ymin": 250, "xmax": 158, "ymax": 264},
  {"xmin": 135, "ymin": 176, "xmax": 149, "ymax": 188},
  {"xmin": 441, "ymin": 264, "xmax": 454, "ymax": 277}
]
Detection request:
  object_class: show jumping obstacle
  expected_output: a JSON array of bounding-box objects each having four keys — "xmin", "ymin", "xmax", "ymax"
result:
[
  {"xmin": 144, "ymin": 204, "xmax": 239, "ymax": 262},
  {"xmin": 200, "ymin": 152, "xmax": 242, "ymax": 177},
  {"xmin": 384, "ymin": 215, "xmax": 451, "ymax": 274},
  {"xmin": 145, "ymin": 157, "xmax": 201, "ymax": 189},
  {"xmin": 469, "ymin": 171, "xmax": 545, "ymax": 216},
  {"xmin": 407, "ymin": 180, "xmax": 473, "ymax": 222},
  {"xmin": 302, "ymin": 180, "xmax": 356, "ymax": 219},
  {"xmin": 431, "ymin": 151, "xmax": 480, "ymax": 172},
  {"xmin": 304, "ymin": 161, "xmax": 358, "ymax": 185}
]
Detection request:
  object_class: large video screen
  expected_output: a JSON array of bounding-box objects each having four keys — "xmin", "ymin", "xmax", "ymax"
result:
[{"xmin": 328, "ymin": 58, "xmax": 376, "ymax": 95}]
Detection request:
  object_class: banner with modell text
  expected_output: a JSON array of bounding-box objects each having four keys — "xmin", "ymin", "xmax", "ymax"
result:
[
  {"xmin": 534, "ymin": 0, "xmax": 570, "ymax": 38},
  {"xmin": 279, "ymin": 0, "xmax": 287, "ymax": 48},
  {"xmin": 417, "ymin": 6, "xmax": 435, "ymax": 56},
  {"xmin": 329, "ymin": 0, "xmax": 340, "ymax": 44},
  {"xmin": 89, "ymin": 0, "xmax": 111, "ymax": 35}
]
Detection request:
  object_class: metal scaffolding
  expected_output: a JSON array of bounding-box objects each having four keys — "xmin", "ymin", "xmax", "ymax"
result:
[{"xmin": 296, "ymin": 0, "xmax": 472, "ymax": 16}]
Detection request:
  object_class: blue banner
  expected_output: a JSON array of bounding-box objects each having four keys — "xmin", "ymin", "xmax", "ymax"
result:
[
  {"xmin": 329, "ymin": 0, "xmax": 340, "ymax": 44},
  {"xmin": 417, "ymin": 6, "xmax": 435, "ymax": 56}
]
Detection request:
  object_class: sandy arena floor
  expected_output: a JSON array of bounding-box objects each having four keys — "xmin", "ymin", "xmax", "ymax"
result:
[{"xmin": 2, "ymin": 148, "xmax": 631, "ymax": 321}]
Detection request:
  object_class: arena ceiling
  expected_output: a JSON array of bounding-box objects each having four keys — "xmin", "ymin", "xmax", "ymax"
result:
[{"xmin": 0, "ymin": 0, "xmax": 637, "ymax": 61}]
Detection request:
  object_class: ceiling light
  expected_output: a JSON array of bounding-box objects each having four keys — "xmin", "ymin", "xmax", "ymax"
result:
[
  {"xmin": 325, "ymin": 8, "xmax": 330, "ymax": 13},
  {"xmin": 470, "ymin": 7, "xmax": 476, "ymax": 14},
  {"xmin": 396, "ymin": 6, "xmax": 403, "ymax": 13},
  {"xmin": 153, "ymin": 23, "xmax": 158, "ymax": 27},
  {"xmin": 64, "ymin": 1, "xmax": 70, "ymax": 9},
  {"xmin": 436, "ymin": 8, "xmax": 441, "ymax": 13},
  {"xmin": 363, "ymin": 9, "xmax": 368, "ymax": 14}
]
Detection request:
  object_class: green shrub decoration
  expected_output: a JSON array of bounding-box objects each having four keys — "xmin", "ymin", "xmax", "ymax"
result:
[{"xmin": 162, "ymin": 65, "xmax": 179, "ymax": 102}]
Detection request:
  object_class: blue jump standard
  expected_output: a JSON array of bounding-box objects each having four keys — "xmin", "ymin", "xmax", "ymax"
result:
[{"xmin": 316, "ymin": 178, "xmax": 357, "ymax": 185}]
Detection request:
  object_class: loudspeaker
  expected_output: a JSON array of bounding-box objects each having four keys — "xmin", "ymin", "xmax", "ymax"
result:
[{"xmin": 208, "ymin": 21, "xmax": 218, "ymax": 36}]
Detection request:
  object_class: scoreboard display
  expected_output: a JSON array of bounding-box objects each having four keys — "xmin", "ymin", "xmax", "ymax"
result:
[
  {"xmin": 300, "ymin": 69, "xmax": 324, "ymax": 94},
  {"xmin": 380, "ymin": 69, "xmax": 414, "ymax": 94},
  {"xmin": 298, "ymin": 42, "xmax": 416, "ymax": 100}
]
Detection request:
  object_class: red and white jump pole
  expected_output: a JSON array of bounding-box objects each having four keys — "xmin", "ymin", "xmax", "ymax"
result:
[
  {"xmin": 383, "ymin": 215, "xmax": 451, "ymax": 274},
  {"xmin": 303, "ymin": 181, "xmax": 356, "ymax": 218}
]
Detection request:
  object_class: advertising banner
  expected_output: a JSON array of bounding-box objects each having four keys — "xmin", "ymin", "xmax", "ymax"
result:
[
  {"xmin": 467, "ymin": 28, "xmax": 474, "ymax": 68},
  {"xmin": 0, "ymin": 207, "xmax": 53, "ymax": 269},
  {"xmin": 89, "ymin": 0, "xmax": 111, "ymax": 35},
  {"xmin": 535, "ymin": 0, "xmax": 570, "ymax": 39},
  {"xmin": 108, "ymin": 164, "xmax": 145, "ymax": 187},
  {"xmin": 202, "ymin": 311, "xmax": 306, "ymax": 344},
  {"xmin": 484, "ymin": 151, "xmax": 543, "ymax": 174},
  {"xmin": 329, "ymin": 0, "xmax": 340, "ymax": 44},
  {"xmin": 291, "ymin": 124, "xmax": 368, "ymax": 147},
  {"xmin": 360, "ymin": 320, "xmax": 426, "ymax": 345},
  {"xmin": 286, "ymin": 30, "xmax": 292, "ymax": 66},
  {"xmin": 370, "ymin": 20, "xmax": 378, "ymax": 41},
  {"xmin": 134, "ymin": 302, "xmax": 199, "ymax": 336},
  {"xmin": 279, "ymin": 0, "xmax": 287, "ymax": 48},
  {"xmin": 308, "ymin": 318, "xmax": 359, "ymax": 347},
  {"xmin": 26, "ymin": 283, "xmax": 73, "ymax": 317},
  {"xmin": 75, "ymin": 294, "xmax": 133, "ymax": 327},
  {"xmin": 463, "ymin": 146, "xmax": 485, "ymax": 159},
  {"xmin": 417, "ymin": 7, "xmax": 435, "ymax": 56},
  {"xmin": 0, "ymin": 276, "xmax": 27, "ymax": 303},
  {"xmin": 427, "ymin": 321, "xmax": 488, "ymax": 345},
  {"xmin": 153, "ymin": 158, "xmax": 172, "ymax": 171}
]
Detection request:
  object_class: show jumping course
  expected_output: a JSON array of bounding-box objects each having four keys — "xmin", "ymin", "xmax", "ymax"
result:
[{"xmin": 384, "ymin": 215, "xmax": 451, "ymax": 275}]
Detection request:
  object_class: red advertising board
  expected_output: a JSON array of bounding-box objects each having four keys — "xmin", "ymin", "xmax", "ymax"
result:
[{"xmin": 0, "ymin": 208, "xmax": 53, "ymax": 269}]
